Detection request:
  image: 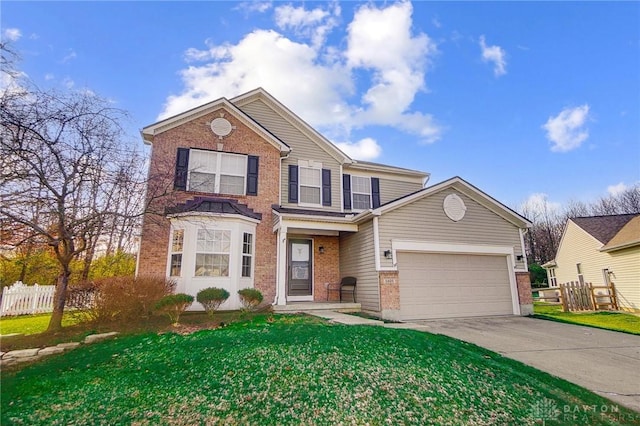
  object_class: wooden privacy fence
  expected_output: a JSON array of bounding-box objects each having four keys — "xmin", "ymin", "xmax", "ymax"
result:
[
  {"xmin": 1, "ymin": 281, "xmax": 55, "ymax": 316},
  {"xmin": 533, "ymin": 281, "xmax": 619, "ymax": 312},
  {"xmin": 559, "ymin": 281, "xmax": 618, "ymax": 312}
]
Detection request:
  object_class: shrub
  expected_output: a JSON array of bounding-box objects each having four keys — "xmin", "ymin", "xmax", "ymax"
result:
[
  {"xmin": 75, "ymin": 276, "xmax": 174, "ymax": 325},
  {"xmin": 197, "ymin": 287, "xmax": 230, "ymax": 316},
  {"xmin": 155, "ymin": 293, "xmax": 194, "ymax": 325},
  {"xmin": 237, "ymin": 288, "xmax": 263, "ymax": 312}
]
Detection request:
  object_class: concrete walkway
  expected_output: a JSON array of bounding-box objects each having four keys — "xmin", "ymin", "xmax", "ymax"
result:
[{"xmin": 303, "ymin": 311, "xmax": 640, "ymax": 412}]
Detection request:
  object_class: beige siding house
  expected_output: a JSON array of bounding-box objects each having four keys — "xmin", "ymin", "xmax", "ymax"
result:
[
  {"xmin": 137, "ymin": 88, "xmax": 533, "ymax": 320},
  {"xmin": 544, "ymin": 214, "xmax": 640, "ymax": 312}
]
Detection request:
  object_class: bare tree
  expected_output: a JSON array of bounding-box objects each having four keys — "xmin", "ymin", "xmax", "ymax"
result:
[{"xmin": 0, "ymin": 84, "xmax": 143, "ymax": 331}]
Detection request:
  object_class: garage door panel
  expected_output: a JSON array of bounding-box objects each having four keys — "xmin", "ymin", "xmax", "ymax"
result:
[{"xmin": 398, "ymin": 252, "xmax": 514, "ymax": 320}]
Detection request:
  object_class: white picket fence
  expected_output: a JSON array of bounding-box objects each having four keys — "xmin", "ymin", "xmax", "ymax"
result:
[{"xmin": 0, "ymin": 281, "xmax": 56, "ymax": 316}]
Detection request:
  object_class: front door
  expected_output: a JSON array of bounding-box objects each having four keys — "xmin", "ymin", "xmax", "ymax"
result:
[{"xmin": 288, "ymin": 239, "xmax": 313, "ymax": 297}]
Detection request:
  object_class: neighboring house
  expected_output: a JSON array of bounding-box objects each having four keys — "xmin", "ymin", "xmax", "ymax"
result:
[
  {"xmin": 137, "ymin": 88, "xmax": 533, "ymax": 321},
  {"xmin": 543, "ymin": 214, "xmax": 640, "ymax": 312}
]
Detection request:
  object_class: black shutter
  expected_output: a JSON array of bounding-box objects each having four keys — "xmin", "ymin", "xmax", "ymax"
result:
[
  {"xmin": 174, "ymin": 148, "xmax": 190, "ymax": 191},
  {"xmin": 288, "ymin": 165, "xmax": 298, "ymax": 203},
  {"xmin": 371, "ymin": 177, "xmax": 381, "ymax": 208},
  {"xmin": 322, "ymin": 169, "xmax": 331, "ymax": 206},
  {"xmin": 246, "ymin": 155, "xmax": 259, "ymax": 196},
  {"xmin": 343, "ymin": 174, "xmax": 351, "ymax": 210}
]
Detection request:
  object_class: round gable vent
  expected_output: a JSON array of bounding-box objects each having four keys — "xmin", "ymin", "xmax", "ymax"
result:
[
  {"xmin": 210, "ymin": 117, "xmax": 233, "ymax": 137},
  {"xmin": 443, "ymin": 193, "xmax": 467, "ymax": 222}
]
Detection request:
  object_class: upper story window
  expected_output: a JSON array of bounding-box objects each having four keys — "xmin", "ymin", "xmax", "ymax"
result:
[
  {"xmin": 174, "ymin": 148, "xmax": 259, "ymax": 196},
  {"xmin": 299, "ymin": 166, "xmax": 322, "ymax": 205},
  {"xmin": 189, "ymin": 150, "xmax": 247, "ymax": 195},
  {"xmin": 351, "ymin": 176, "xmax": 372, "ymax": 210}
]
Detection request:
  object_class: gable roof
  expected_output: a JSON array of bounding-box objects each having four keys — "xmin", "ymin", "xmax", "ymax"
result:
[
  {"xmin": 571, "ymin": 214, "xmax": 639, "ymax": 245},
  {"xmin": 140, "ymin": 96, "xmax": 290, "ymax": 154},
  {"xmin": 599, "ymin": 215, "xmax": 640, "ymax": 252},
  {"xmin": 230, "ymin": 88, "xmax": 352, "ymax": 165},
  {"xmin": 355, "ymin": 176, "xmax": 531, "ymax": 229}
]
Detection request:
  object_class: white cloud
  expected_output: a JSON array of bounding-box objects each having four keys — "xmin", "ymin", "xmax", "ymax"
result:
[
  {"xmin": 3, "ymin": 28, "xmax": 22, "ymax": 42},
  {"xmin": 543, "ymin": 105, "xmax": 590, "ymax": 152},
  {"xmin": 479, "ymin": 35, "xmax": 507, "ymax": 77},
  {"xmin": 61, "ymin": 49, "xmax": 77, "ymax": 63},
  {"xmin": 334, "ymin": 137, "xmax": 382, "ymax": 160},
  {"xmin": 274, "ymin": 3, "xmax": 339, "ymax": 48},
  {"xmin": 345, "ymin": 1, "xmax": 441, "ymax": 142},
  {"xmin": 160, "ymin": 1, "xmax": 442, "ymax": 144},
  {"xmin": 607, "ymin": 182, "xmax": 628, "ymax": 196},
  {"xmin": 520, "ymin": 193, "xmax": 561, "ymax": 217},
  {"xmin": 235, "ymin": 1, "xmax": 272, "ymax": 14},
  {"xmin": 44, "ymin": 73, "xmax": 55, "ymax": 81}
]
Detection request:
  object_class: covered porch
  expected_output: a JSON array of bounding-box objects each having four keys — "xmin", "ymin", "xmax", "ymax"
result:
[{"xmin": 272, "ymin": 207, "xmax": 359, "ymax": 306}]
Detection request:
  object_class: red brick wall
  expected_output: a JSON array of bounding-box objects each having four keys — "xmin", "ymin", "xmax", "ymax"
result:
[
  {"xmin": 137, "ymin": 108, "xmax": 281, "ymax": 302},
  {"xmin": 379, "ymin": 271, "xmax": 399, "ymax": 310},
  {"xmin": 516, "ymin": 271, "xmax": 533, "ymax": 305},
  {"xmin": 313, "ymin": 236, "xmax": 340, "ymax": 301}
]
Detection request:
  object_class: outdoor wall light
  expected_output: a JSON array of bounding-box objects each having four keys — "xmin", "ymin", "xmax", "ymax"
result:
[
  {"xmin": 384, "ymin": 250, "xmax": 392, "ymax": 259},
  {"xmin": 516, "ymin": 255, "xmax": 524, "ymax": 261},
  {"xmin": 319, "ymin": 246, "xmax": 325, "ymax": 254}
]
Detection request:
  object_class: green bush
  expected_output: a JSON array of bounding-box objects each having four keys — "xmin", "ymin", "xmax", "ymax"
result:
[
  {"xmin": 197, "ymin": 287, "xmax": 230, "ymax": 316},
  {"xmin": 237, "ymin": 288, "xmax": 263, "ymax": 312},
  {"xmin": 155, "ymin": 293, "xmax": 194, "ymax": 325}
]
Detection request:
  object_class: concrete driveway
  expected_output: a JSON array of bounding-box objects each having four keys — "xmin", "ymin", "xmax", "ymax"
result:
[{"xmin": 396, "ymin": 316, "xmax": 640, "ymax": 412}]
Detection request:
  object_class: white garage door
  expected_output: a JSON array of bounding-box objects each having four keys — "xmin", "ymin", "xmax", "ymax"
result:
[{"xmin": 398, "ymin": 252, "xmax": 514, "ymax": 320}]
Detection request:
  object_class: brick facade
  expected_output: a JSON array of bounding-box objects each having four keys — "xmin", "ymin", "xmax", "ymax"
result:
[
  {"xmin": 137, "ymin": 108, "xmax": 281, "ymax": 302},
  {"xmin": 312, "ymin": 236, "xmax": 340, "ymax": 302},
  {"xmin": 516, "ymin": 271, "xmax": 534, "ymax": 315}
]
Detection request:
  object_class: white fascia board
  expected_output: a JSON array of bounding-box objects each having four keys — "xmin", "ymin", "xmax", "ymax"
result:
[
  {"xmin": 346, "ymin": 162, "xmax": 429, "ymax": 181},
  {"xmin": 277, "ymin": 217, "xmax": 358, "ymax": 233},
  {"xmin": 141, "ymin": 97, "xmax": 290, "ymax": 154},
  {"xmin": 168, "ymin": 212, "xmax": 261, "ymax": 225},
  {"xmin": 392, "ymin": 240, "xmax": 516, "ymax": 258}
]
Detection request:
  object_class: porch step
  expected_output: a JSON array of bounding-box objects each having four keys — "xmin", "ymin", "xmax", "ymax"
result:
[{"xmin": 273, "ymin": 302, "xmax": 361, "ymax": 313}]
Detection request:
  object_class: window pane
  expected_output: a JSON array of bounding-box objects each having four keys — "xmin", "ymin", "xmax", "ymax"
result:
[
  {"xmin": 352, "ymin": 176, "xmax": 370, "ymax": 194},
  {"xmin": 219, "ymin": 175, "xmax": 245, "ymax": 195},
  {"xmin": 300, "ymin": 186, "xmax": 321, "ymax": 204},
  {"xmin": 190, "ymin": 150, "xmax": 218, "ymax": 173},
  {"xmin": 243, "ymin": 233, "xmax": 252, "ymax": 255},
  {"xmin": 242, "ymin": 255, "xmax": 251, "ymax": 278},
  {"xmin": 195, "ymin": 254, "xmax": 229, "ymax": 277},
  {"xmin": 172, "ymin": 230, "xmax": 184, "ymax": 252},
  {"xmin": 189, "ymin": 172, "xmax": 216, "ymax": 193},
  {"xmin": 197, "ymin": 229, "xmax": 230, "ymax": 253},
  {"xmin": 300, "ymin": 167, "xmax": 321, "ymax": 186},
  {"xmin": 170, "ymin": 254, "xmax": 182, "ymax": 277},
  {"xmin": 220, "ymin": 153, "xmax": 247, "ymax": 175},
  {"xmin": 352, "ymin": 193, "xmax": 371, "ymax": 210}
]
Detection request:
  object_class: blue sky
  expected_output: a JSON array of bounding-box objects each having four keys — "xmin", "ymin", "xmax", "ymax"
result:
[{"xmin": 2, "ymin": 1, "xmax": 639, "ymax": 212}]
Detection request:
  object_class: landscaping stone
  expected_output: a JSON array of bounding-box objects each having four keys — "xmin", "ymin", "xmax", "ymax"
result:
[
  {"xmin": 84, "ymin": 332, "xmax": 119, "ymax": 344},
  {"xmin": 4, "ymin": 348, "xmax": 40, "ymax": 359},
  {"xmin": 15, "ymin": 355, "xmax": 41, "ymax": 364},
  {"xmin": 38, "ymin": 346, "xmax": 66, "ymax": 356},
  {"xmin": 56, "ymin": 342, "xmax": 81, "ymax": 350},
  {"xmin": 0, "ymin": 358, "xmax": 17, "ymax": 368}
]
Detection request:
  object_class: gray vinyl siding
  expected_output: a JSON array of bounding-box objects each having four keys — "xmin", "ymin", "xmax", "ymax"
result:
[
  {"xmin": 378, "ymin": 189, "xmax": 526, "ymax": 270},
  {"xmin": 340, "ymin": 221, "xmax": 380, "ymax": 312},
  {"xmin": 239, "ymin": 99, "xmax": 342, "ymax": 211},
  {"xmin": 379, "ymin": 178, "xmax": 422, "ymax": 205}
]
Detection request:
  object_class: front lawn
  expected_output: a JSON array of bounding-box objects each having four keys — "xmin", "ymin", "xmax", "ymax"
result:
[
  {"xmin": 0, "ymin": 313, "xmax": 79, "ymax": 336},
  {"xmin": 534, "ymin": 303, "xmax": 640, "ymax": 335},
  {"xmin": 2, "ymin": 315, "xmax": 638, "ymax": 425}
]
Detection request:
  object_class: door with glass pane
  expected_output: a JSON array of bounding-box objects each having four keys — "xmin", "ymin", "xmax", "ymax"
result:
[{"xmin": 288, "ymin": 239, "xmax": 312, "ymax": 296}]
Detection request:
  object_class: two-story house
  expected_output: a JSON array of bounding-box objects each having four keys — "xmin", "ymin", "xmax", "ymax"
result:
[{"xmin": 137, "ymin": 88, "xmax": 533, "ymax": 321}]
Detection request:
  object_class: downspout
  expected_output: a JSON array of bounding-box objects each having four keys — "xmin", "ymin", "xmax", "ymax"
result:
[
  {"xmin": 273, "ymin": 152, "xmax": 291, "ymax": 306},
  {"xmin": 519, "ymin": 228, "xmax": 529, "ymax": 271},
  {"xmin": 373, "ymin": 215, "xmax": 381, "ymax": 271}
]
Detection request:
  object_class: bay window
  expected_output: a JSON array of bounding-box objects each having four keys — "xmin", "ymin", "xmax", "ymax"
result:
[{"xmin": 195, "ymin": 229, "xmax": 231, "ymax": 277}]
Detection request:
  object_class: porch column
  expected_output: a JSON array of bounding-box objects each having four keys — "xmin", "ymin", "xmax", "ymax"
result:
[{"xmin": 275, "ymin": 224, "xmax": 288, "ymax": 305}]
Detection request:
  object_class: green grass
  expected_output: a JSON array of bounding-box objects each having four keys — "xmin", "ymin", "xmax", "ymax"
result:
[
  {"xmin": 534, "ymin": 303, "xmax": 640, "ymax": 335},
  {"xmin": 0, "ymin": 313, "xmax": 79, "ymax": 336},
  {"xmin": 2, "ymin": 315, "xmax": 638, "ymax": 425}
]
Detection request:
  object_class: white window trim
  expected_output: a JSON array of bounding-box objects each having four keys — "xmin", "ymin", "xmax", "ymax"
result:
[
  {"xmin": 351, "ymin": 175, "xmax": 372, "ymax": 212},
  {"xmin": 187, "ymin": 149, "xmax": 247, "ymax": 196},
  {"xmin": 298, "ymin": 161, "xmax": 323, "ymax": 207}
]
